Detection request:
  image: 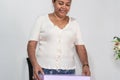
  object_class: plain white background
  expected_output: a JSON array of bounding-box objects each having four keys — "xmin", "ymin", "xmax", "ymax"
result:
[{"xmin": 0, "ymin": 0, "xmax": 120, "ymax": 80}]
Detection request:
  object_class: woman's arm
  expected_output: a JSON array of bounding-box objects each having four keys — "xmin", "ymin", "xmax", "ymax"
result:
[
  {"xmin": 27, "ymin": 41, "xmax": 38, "ymax": 67},
  {"xmin": 75, "ymin": 45, "xmax": 91, "ymax": 76},
  {"xmin": 27, "ymin": 41, "xmax": 44, "ymax": 80}
]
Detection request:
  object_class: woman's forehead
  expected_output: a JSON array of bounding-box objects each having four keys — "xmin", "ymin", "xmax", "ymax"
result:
[{"xmin": 56, "ymin": 0, "xmax": 71, "ymax": 2}]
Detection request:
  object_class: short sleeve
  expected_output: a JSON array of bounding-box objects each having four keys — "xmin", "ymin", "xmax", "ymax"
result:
[
  {"xmin": 28, "ymin": 16, "xmax": 42, "ymax": 41},
  {"xmin": 74, "ymin": 22, "xmax": 84, "ymax": 45}
]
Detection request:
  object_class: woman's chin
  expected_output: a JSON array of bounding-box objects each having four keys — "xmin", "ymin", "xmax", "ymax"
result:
[{"xmin": 59, "ymin": 13, "xmax": 67, "ymax": 17}]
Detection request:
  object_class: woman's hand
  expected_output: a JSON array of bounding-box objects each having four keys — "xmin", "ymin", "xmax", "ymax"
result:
[
  {"xmin": 82, "ymin": 65, "xmax": 91, "ymax": 76},
  {"xmin": 33, "ymin": 64, "xmax": 44, "ymax": 80}
]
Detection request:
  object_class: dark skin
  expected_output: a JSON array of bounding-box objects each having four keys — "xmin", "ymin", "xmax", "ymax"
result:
[
  {"xmin": 75, "ymin": 45, "xmax": 91, "ymax": 76},
  {"xmin": 27, "ymin": 0, "xmax": 90, "ymax": 80},
  {"xmin": 27, "ymin": 41, "xmax": 43, "ymax": 80}
]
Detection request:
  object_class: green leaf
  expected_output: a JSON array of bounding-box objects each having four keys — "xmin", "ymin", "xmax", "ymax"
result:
[{"xmin": 114, "ymin": 36, "xmax": 120, "ymax": 41}]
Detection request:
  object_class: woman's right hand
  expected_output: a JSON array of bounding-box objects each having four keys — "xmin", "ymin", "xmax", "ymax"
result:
[{"xmin": 33, "ymin": 64, "xmax": 44, "ymax": 80}]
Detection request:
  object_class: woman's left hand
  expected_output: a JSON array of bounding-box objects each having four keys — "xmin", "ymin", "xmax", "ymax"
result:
[{"xmin": 82, "ymin": 66, "xmax": 91, "ymax": 76}]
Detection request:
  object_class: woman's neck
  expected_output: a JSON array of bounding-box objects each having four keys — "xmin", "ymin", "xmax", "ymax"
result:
[{"xmin": 53, "ymin": 12, "xmax": 67, "ymax": 21}]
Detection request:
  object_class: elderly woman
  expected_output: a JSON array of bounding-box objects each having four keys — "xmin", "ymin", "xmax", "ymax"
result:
[{"xmin": 27, "ymin": 0, "xmax": 91, "ymax": 80}]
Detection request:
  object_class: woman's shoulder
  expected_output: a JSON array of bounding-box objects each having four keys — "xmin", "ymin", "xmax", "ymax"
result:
[
  {"xmin": 69, "ymin": 16, "xmax": 79, "ymax": 24},
  {"xmin": 34, "ymin": 14, "xmax": 49, "ymax": 23},
  {"xmin": 70, "ymin": 17, "xmax": 75, "ymax": 21}
]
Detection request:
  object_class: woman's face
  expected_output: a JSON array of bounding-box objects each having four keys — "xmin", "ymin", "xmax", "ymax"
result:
[{"xmin": 53, "ymin": 0, "xmax": 71, "ymax": 17}]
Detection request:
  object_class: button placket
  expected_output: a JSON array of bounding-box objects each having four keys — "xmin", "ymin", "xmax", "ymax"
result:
[
  {"xmin": 57, "ymin": 30, "xmax": 62, "ymax": 54},
  {"xmin": 55, "ymin": 56, "xmax": 60, "ymax": 68},
  {"xmin": 55, "ymin": 30, "xmax": 62, "ymax": 68}
]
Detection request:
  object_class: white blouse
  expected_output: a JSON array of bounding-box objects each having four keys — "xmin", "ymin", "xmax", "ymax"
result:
[{"xmin": 29, "ymin": 15, "xmax": 84, "ymax": 69}]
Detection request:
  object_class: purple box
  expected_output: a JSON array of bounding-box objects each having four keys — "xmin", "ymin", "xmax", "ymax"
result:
[{"xmin": 43, "ymin": 75, "xmax": 90, "ymax": 80}]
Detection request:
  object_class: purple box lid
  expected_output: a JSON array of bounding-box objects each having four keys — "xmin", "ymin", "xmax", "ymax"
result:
[{"xmin": 44, "ymin": 75, "xmax": 90, "ymax": 80}]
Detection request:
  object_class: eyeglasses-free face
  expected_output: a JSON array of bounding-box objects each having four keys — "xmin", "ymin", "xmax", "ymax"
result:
[{"xmin": 52, "ymin": 0, "xmax": 72, "ymax": 18}]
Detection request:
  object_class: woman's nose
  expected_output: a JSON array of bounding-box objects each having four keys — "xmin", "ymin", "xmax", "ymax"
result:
[{"xmin": 61, "ymin": 4, "xmax": 66, "ymax": 9}]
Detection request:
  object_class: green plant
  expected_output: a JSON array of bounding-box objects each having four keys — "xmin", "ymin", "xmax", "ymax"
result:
[{"xmin": 113, "ymin": 36, "xmax": 120, "ymax": 60}]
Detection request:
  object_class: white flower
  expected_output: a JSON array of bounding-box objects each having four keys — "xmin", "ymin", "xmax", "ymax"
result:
[{"xmin": 118, "ymin": 45, "xmax": 120, "ymax": 50}]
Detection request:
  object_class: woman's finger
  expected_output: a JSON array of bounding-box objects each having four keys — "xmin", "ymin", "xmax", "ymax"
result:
[
  {"xmin": 39, "ymin": 69, "xmax": 44, "ymax": 75},
  {"xmin": 35, "ymin": 72, "xmax": 41, "ymax": 80},
  {"xmin": 33, "ymin": 71, "xmax": 38, "ymax": 80}
]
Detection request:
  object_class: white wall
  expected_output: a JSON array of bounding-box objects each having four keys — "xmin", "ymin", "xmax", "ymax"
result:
[{"xmin": 0, "ymin": 0, "xmax": 120, "ymax": 80}]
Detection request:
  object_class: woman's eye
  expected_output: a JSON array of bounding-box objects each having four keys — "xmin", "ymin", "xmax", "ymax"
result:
[
  {"xmin": 59, "ymin": 1, "xmax": 64, "ymax": 5},
  {"xmin": 58, "ymin": 1, "xmax": 71, "ymax": 6},
  {"xmin": 66, "ymin": 3, "xmax": 70, "ymax": 6},
  {"xmin": 59, "ymin": 2, "xmax": 64, "ymax": 5}
]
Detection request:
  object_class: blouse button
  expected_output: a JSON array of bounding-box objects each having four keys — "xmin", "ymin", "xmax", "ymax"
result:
[
  {"xmin": 57, "ymin": 48, "xmax": 61, "ymax": 53},
  {"xmin": 57, "ymin": 55, "xmax": 60, "ymax": 58},
  {"xmin": 56, "ymin": 59, "xmax": 58, "ymax": 61},
  {"xmin": 56, "ymin": 65, "xmax": 59, "ymax": 68},
  {"xmin": 58, "ymin": 39, "xmax": 61, "ymax": 43}
]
